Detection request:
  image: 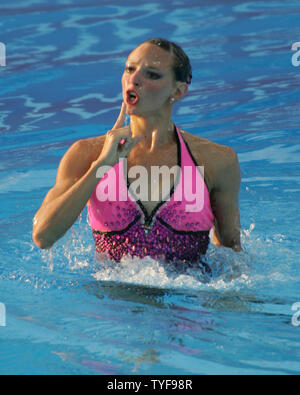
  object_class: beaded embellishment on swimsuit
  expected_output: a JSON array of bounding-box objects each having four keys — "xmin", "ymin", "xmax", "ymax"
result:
[{"xmin": 88, "ymin": 126, "xmax": 214, "ymax": 265}]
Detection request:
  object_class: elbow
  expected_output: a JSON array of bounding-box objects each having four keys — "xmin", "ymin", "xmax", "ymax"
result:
[
  {"xmin": 32, "ymin": 213, "xmax": 56, "ymax": 250},
  {"xmin": 221, "ymin": 237, "xmax": 242, "ymax": 252},
  {"xmin": 32, "ymin": 230, "xmax": 55, "ymax": 250},
  {"xmin": 212, "ymin": 229, "xmax": 241, "ymax": 252},
  {"xmin": 216, "ymin": 240, "xmax": 242, "ymax": 252}
]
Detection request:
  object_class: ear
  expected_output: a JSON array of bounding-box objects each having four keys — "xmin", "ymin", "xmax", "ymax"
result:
[{"xmin": 172, "ymin": 82, "xmax": 188, "ymax": 103}]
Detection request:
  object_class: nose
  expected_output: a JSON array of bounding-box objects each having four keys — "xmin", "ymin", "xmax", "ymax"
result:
[{"xmin": 130, "ymin": 68, "xmax": 142, "ymax": 87}]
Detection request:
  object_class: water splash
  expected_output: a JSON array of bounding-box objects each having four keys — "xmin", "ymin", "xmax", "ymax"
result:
[
  {"xmin": 5, "ymin": 217, "xmax": 295, "ymax": 300},
  {"xmin": 92, "ymin": 241, "xmax": 252, "ymax": 292}
]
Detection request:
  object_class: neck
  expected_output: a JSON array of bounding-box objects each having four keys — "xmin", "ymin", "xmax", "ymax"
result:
[{"xmin": 130, "ymin": 115, "xmax": 175, "ymax": 152}]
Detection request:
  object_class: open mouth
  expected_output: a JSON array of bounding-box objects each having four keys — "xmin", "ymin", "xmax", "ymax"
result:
[{"xmin": 126, "ymin": 90, "xmax": 139, "ymax": 105}]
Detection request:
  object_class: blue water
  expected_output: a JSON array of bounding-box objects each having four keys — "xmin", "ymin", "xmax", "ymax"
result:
[{"xmin": 1, "ymin": 0, "xmax": 300, "ymax": 375}]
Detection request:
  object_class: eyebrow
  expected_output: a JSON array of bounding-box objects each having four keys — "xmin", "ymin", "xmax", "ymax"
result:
[{"xmin": 126, "ymin": 61, "xmax": 163, "ymax": 72}]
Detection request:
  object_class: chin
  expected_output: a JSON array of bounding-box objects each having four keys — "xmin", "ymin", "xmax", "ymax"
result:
[
  {"xmin": 126, "ymin": 106, "xmax": 142, "ymax": 116},
  {"xmin": 125, "ymin": 107, "xmax": 135, "ymax": 116}
]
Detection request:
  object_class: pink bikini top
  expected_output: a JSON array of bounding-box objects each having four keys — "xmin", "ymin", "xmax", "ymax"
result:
[{"xmin": 88, "ymin": 126, "xmax": 214, "ymax": 266}]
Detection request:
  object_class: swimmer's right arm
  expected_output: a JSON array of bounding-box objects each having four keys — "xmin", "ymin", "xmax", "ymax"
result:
[
  {"xmin": 32, "ymin": 138, "xmax": 103, "ymax": 249},
  {"xmin": 32, "ymin": 104, "xmax": 141, "ymax": 249}
]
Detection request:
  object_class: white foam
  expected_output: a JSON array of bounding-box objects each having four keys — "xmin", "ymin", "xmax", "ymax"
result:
[{"xmin": 92, "ymin": 247, "xmax": 251, "ymax": 292}]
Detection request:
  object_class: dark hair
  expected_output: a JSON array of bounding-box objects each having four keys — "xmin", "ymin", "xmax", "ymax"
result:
[{"xmin": 140, "ymin": 37, "xmax": 192, "ymax": 85}]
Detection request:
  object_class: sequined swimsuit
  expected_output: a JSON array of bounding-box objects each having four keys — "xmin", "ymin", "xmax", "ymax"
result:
[{"xmin": 88, "ymin": 126, "xmax": 215, "ymax": 264}]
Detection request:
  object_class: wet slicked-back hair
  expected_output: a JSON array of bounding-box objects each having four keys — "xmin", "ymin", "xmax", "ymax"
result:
[{"xmin": 139, "ymin": 37, "xmax": 192, "ymax": 85}]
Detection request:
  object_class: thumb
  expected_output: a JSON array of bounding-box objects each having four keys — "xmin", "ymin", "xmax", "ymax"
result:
[{"xmin": 119, "ymin": 134, "xmax": 143, "ymax": 156}]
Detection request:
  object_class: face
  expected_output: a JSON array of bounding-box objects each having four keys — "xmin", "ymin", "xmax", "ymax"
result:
[{"xmin": 121, "ymin": 43, "xmax": 177, "ymax": 116}]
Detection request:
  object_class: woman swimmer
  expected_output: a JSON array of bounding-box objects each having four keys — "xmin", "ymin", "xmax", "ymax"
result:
[{"xmin": 32, "ymin": 38, "xmax": 241, "ymax": 265}]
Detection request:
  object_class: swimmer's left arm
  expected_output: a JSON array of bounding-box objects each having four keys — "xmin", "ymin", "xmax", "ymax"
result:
[{"xmin": 210, "ymin": 147, "xmax": 242, "ymax": 252}]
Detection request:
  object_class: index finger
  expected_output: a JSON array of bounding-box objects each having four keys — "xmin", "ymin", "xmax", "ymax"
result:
[{"xmin": 112, "ymin": 102, "xmax": 127, "ymax": 130}]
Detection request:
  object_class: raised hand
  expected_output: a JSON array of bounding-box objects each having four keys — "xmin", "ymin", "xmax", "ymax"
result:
[{"xmin": 97, "ymin": 102, "xmax": 143, "ymax": 167}]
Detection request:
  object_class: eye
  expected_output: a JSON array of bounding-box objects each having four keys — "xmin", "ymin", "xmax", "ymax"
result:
[
  {"xmin": 125, "ymin": 65, "xmax": 135, "ymax": 73},
  {"xmin": 147, "ymin": 71, "xmax": 161, "ymax": 80}
]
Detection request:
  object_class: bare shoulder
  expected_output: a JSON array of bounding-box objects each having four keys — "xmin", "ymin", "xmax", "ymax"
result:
[
  {"xmin": 57, "ymin": 134, "xmax": 106, "ymax": 182},
  {"xmin": 68, "ymin": 135, "xmax": 106, "ymax": 162},
  {"xmin": 179, "ymin": 129, "xmax": 240, "ymax": 190},
  {"xmin": 77, "ymin": 134, "xmax": 106, "ymax": 160},
  {"xmin": 180, "ymin": 129, "xmax": 237, "ymax": 160}
]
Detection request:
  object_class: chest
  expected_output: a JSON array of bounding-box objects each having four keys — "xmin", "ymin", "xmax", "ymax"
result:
[{"xmin": 126, "ymin": 145, "xmax": 179, "ymax": 214}]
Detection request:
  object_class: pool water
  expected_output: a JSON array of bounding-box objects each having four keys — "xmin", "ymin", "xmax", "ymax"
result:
[{"xmin": 1, "ymin": 0, "xmax": 300, "ymax": 375}]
